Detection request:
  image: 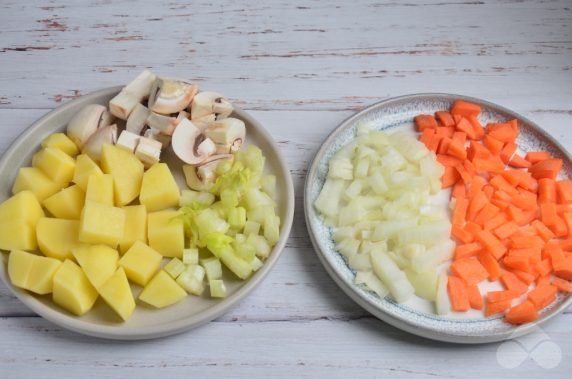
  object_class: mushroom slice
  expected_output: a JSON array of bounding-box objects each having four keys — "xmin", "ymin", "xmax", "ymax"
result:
[
  {"xmin": 182, "ymin": 154, "xmax": 234, "ymax": 191},
  {"xmin": 204, "ymin": 117, "xmax": 246, "ymax": 154},
  {"xmin": 148, "ymin": 78, "xmax": 198, "ymax": 115},
  {"xmin": 191, "ymin": 114, "xmax": 216, "ymax": 131},
  {"xmin": 67, "ymin": 104, "xmax": 115, "ymax": 149},
  {"xmin": 144, "ymin": 129, "xmax": 171, "ymax": 149},
  {"xmin": 190, "ymin": 91, "xmax": 233, "ymax": 120},
  {"xmin": 126, "ymin": 103, "xmax": 150, "ymax": 135},
  {"xmin": 116, "ymin": 130, "xmax": 141, "ymax": 153},
  {"xmin": 171, "ymin": 119, "xmax": 216, "ymax": 165},
  {"xmin": 146, "ymin": 112, "xmax": 178, "ymax": 136},
  {"xmin": 135, "ymin": 136, "xmax": 163, "ymax": 168},
  {"xmin": 109, "ymin": 70, "xmax": 157, "ymax": 120},
  {"xmin": 82, "ymin": 124, "xmax": 118, "ymax": 162}
]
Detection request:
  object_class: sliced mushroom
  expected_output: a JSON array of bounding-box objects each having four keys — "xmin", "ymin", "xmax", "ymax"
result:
[
  {"xmin": 126, "ymin": 103, "xmax": 150, "ymax": 135},
  {"xmin": 67, "ymin": 104, "xmax": 115, "ymax": 149},
  {"xmin": 204, "ymin": 117, "xmax": 246, "ymax": 154},
  {"xmin": 109, "ymin": 70, "xmax": 157, "ymax": 120},
  {"xmin": 116, "ymin": 130, "xmax": 141, "ymax": 153},
  {"xmin": 191, "ymin": 114, "xmax": 216, "ymax": 131},
  {"xmin": 183, "ymin": 154, "xmax": 234, "ymax": 191},
  {"xmin": 82, "ymin": 124, "xmax": 118, "ymax": 162},
  {"xmin": 135, "ymin": 136, "xmax": 163, "ymax": 168},
  {"xmin": 171, "ymin": 119, "xmax": 216, "ymax": 165},
  {"xmin": 190, "ymin": 91, "xmax": 233, "ymax": 120},
  {"xmin": 146, "ymin": 112, "xmax": 178, "ymax": 136},
  {"xmin": 148, "ymin": 78, "xmax": 198, "ymax": 115}
]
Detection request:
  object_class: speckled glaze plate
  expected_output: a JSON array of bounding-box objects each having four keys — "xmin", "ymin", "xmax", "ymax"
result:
[
  {"xmin": 0, "ymin": 86, "xmax": 295, "ymax": 340},
  {"xmin": 304, "ymin": 93, "xmax": 572, "ymax": 344}
]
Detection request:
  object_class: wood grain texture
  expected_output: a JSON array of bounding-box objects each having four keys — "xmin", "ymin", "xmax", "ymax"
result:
[{"xmin": 1, "ymin": 0, "xmax": 571, "ymax": 377}]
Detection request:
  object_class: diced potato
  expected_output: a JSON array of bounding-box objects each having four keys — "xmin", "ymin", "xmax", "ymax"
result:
[
  {"xmin": 100, "ymin": 144, "xmax": 144, "ymax": 206},
  {"xmin": 42, "ymin": 185, "xmax": 85, "ymax": 220},
  {"xmin": 36, "ymin": 218, "xmax": 82, "ymax": 260},
  {"xmin": 209, "ymin": 279, "xmax": 226, "ymax": 298},
  {"xmin": 8, "ymin": 249, "xmax": 62, "ymax": 295},
  {"xmin": 119, "ymin": 240, "xmax": 162, "ymax": 286},
  {"xmin": 32, "ymin": 147, "xmax": 75, "ymax": 187},
  {"xmin": 52, "ymin": 259, "xmax": 98, "ymax": 316},
  {"xmin": 139, "ymin": 270, "xmax": 187, "ymax": 308},
  {"xmin": 72, "ymin": 245, "xmax": 119, "ymax": 289},
  {"xmin": 72, "ymin": 154, "xmax": 103, "ymax": 191},
  {"xmin": 139, "ymin": 163, "xmax": 180, "ymax": 212},
  {"xmin": 0, "ymin": 191, "xmax": 45, "ymax": 251},
  {"xmin": 85, "ymin": 174, "xmax": 114, "ymax": 206},
  {"xmin": 79, "ymin": 201, "xmax": 126, "ymax": 247},
  {"xmin": 41, "ymin": 133, "xmax": 79, "ymax": 157},
  {"xmin": 12, "ymin": 167, "xmax": 60, "ymax": 201},
  {"xmin": 119, "ymin": 205, "xmax": 147, "ymax": 254},
  {"xmin": 98, "ymin": 267, "xmax": 135, "ymax": 321},
  {"xmin": 147, "ymin": 210, "xmax": 184, "ymax": 258}
]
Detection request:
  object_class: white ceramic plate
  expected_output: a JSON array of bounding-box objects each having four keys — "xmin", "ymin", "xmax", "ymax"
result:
[
  {"xmin": 0, "ymin": 86, "xmax": 294, "ymax": 340},
  {"xmin": 304, "ymin": 93, "xmax": 572, "ymax": 344}
]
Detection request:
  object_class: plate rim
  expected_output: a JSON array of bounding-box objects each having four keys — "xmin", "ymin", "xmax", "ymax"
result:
[
  {"xmin": 304, "ymin": 92, "xmax": 572, "ymax": 344},
  {"xmin": 0, "ymin": 86, "xmax": 295, "ymax": 340}
]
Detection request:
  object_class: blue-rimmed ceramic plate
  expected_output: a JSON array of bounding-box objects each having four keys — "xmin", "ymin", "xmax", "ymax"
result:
[{"xmin": 304, "ymin": 93, "xmax": 572, "ymax": 344}]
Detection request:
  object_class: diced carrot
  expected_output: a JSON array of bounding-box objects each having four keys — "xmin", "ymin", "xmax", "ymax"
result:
[
  {"xmin": 479, "ymin": 250, "xmax": 502, "ymax": 280},
  {"xmin": 451, "ymin": 100, "xmax": 481, "ymax": 118},
  {"xmin": 467, "ymin": 115, "xmax": 485, "ymax": 140},
  {"xmin": 543, "ymin": 243, "xmax": 565, "ymax": 266},
  {"xmin": 451, "ymin": 258, "xmax": 489, "ymax": 285},
  {"xmin": 463, "ymin": 160, "xmax": 477, "ymax": 177},
  {"xmin": 467, "ymin": 191, "xmax": 488, "ymax": 221},
  {"xmin": 476, "ymin": 229, "xmax": 507, "ymax": 260},
  {"xmin": 420, "ymin": 128, "xmax": 439, "ymax": 151},
  {"xmin": 554, "ymin": 258, "xmax": 572, "ymax": 280},
  {"xmin": 435, "ymin": 111, "xmax": 455, "ymax": 127},
  {"xmin": 540, "ymin": 202, "xmax": 558, "ymax": 226},
  {"xmin": 467, "ymin": 284, "xmax": 484, "ymax": 310},
  {"xmin": 437, "ymin": 154, "xmax": 462, "ymax": 167},
  {"xmin": 525, "ymin": 151, "xmax": 551, "ymax": 164},
  {"xmin": 467, "ymin": 176, "xmax": 487, "ymax": 199},
  {"xmin": 437, "ymin": 136, "xmax": 452, "ymax": 155},
  {"xmin": 527, "ymin": 284, "xmax": 557, "ymax": 310},
  {"xmin": 482, "ymin": 185, "xmax": 495, "ymax": 200},
  {"xmin": 508, "ymin": 119, "xmax": 519, "ymax": 134},
  {"xmin": 473, "ymin": 158, "xmax": 504, "ymax": 175},
  {"xmin": 447, "ymin": 276, "xmax": 470, "ymax": 312},
  {"xmin": 467, "ymin": 140, "xmax": 491, "ymax": 161},
  {"xmin": 532, "ymin": 220, "xmax": 555, "ymax": 241},
  {"xmin": 441, "ymin": 166, "xmax": 460, "ymax": 188},
  {"xmin": 509, "ymin": 247, "xmax": 541, "ymax": 261},
  {"xmin": 508, "ymin": 154, "xmax": 531, "ymax": 168},
  {"xmin": 452, "ymin": 198, "xmax": 468, "ymax": 226},
  {"xmin": 562, "ymin": 212, "xmax": 572, "ymax": 238},
  {"xmin": 453, "ymin": 131, "xmax": 467, "ymax": 145},
  {"xmin": 557, "ymin": 204, "xmax": 571, "ymax": 214},
  {"xmin": 484, "ymin": 213, "xmax": 508, "ymax": 230},
  {"xmin": 510, "ymin": 225, "xmax": 538, "ymax": 240},
  {"xmin": 538, "ymin": 178, "xmax": 556, "ymax": 204},
  {"xmin": 504, "ymin": 255, "xmax": 531, "ymax": 273},
  {"xmin": 487, "ymin": 290, "xmax": 518, "ymax": 303},
  {"xmin": 506, "ymin": 206, "xmax": 537, "ymax": 227},
  {"xmin": 454, "ymin": 242, "xmax": 482, "ymax": 260},
  {"xmin": 452, "ymin": 224, "xmax": 473, "ymax": 244},
  {"xmin": 557, "ymin": 239, "xmax": 572, "ymax": 251},
  {"xmin": 529, "ymin": 158, "xmax": 563, "ymax": 180},
  {"xmin": 483, "ymin": 135, "xmax": 504, "ymax": 155},
  {"xmin": 485, "ymin": 299, "xmax": 512, "ymax": 317},
  {"xmin": 452, "ymin": 181, "xmax": 466, "ymax": 199},
  {"xmin": 487, "ymin": 123, "xmax": 517, "ymax": 143},
  {"xmin": 456, "ymin": 164, "xmax": 472, "ymax": 184},
  {"xmin": 494, "ymin": 221, "xmax": 519, "ymax": 240},
  {"xmin": 500, "ymin": 272, "xmax": 529, "ymax": 295},
  {"xmin": 510, "ymin": 235, "xmax": 544, "ymax": 249},
  {"xmin": 464, "ymin": 221, "xmax": 483, "ymax": 237},
  {"xmin": 414, "ymin": 114, "xmax": 438, "ymax": 131},
  {"xmin": 502, "ymin": 170, "xmax": 528, "ymax": 186},
  {"xmin": 455, "ymin": 118, "xmax": 477, "ymax": 140},
  {"xmin": 494, "ymin": 190, "xmax": 512, "ymax": 203},
  {"xmin": 532, "ymin": 259, "xmax": 552, "ymax": 277},
  {"xmin": 550, "ymin": 215, "xmax": 569, "ymax": 237},
  {"xmin": 491, "ymin": 198, "xmax": 511, "ymax": 213},
  {"xmin": 505, "ymin": 301, "xmax": 539, "ymax": 324},
  {"xmin": 500, "ymin": 142, "xmax": 517, "ymax": 164},
  {"xmin": 537, "ymin": 275, "xmax": 552, "ymax": 287},
  {"xmin": 511, "ymin": 191, "xmax": 537, "ymax": 210},
  {"xmin": 513, "ymin": 270, "xmax": 537, "ymax": 285},
  {"xmin": 556, "ymin": 180, "xmax": 572, "ymax": 204},
  {"xmin": 553, "ymin": 277, "xmax": 572, "ymax": 292},
  {"xmin": 447, "ymin": 139, "xmax": 467, "ymax": 160},
  {"xmin": 474, "ymin": 203, "xmax": 500, "ymax": 227},
  {"xmin": 490, "ymin": 175, "xmax": 518, "ymax": 196}
]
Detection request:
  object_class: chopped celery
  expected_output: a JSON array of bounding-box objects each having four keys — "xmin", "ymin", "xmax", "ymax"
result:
[
  {"xmin": 204, "ymin": 232, "xmax": 233, "ymax": 258},
  {"xmin": 200, "ymin": 257, "xmax": 222, "ymax": 280},
  {"xmin": 234, "ymin": 242, "xmax": 256, "ymax": 261},
  {"xmin": 246, "ymin": 234, "xmax": 271, "ymax": 259},
  {"xmin": 250, "ymin": 256, "xmax": 263, "ymax": 271},
  {"xmin": 237, "ymin": 145, "xmax": 265, "ymax": 174},
  {"xmin": 242, "ymin": 188, "xmax": 275, "ymax": 211},
  {"xmin": 179, "ymin": 190, "xmax": 215, "ymax": 207},
  {"xmin": 195, "ymin": 208, "xmax": 229, "ymax": 242},
  {"xmin": 243, "ymin": 220, "xmax": 261, "ymax": 236},
  {"xmin": 227, "ymin": 207, "xmax": 247, "ymax": 230},
  {"xmin": 209, "ymin": 279, "xmax": 227, "ymax": 298},
  {"xmin": 183, "ymin": 248, "xmax": 199, "ymax": 265},
  {"xmin": 218, "ymin": 246, "xmax": 252, "ymax": 279},
  {"xmin": 164, "ymin": 257, "xmax": 185, "ymax": 279},
  {"xmin": 234, "ymin": 233, "xmax": 247, "ymax": 244},
  {"xmin": 176, "ymin": 265, "xmax": 205, "ymax": 295},
  {"xmin": 263, "ymin": 214, "xmax": 280, "ymax": 247},
  {"xmin": 247, "ymin": 205, "xmax": 275, "ymax": 224},
  {"xmin": 261, "ymin": 175, "xmax": 276, "ymax": 198},
  {"xmin": 220, "ymin": 188, "xmax": 239, "ymax": 208}
]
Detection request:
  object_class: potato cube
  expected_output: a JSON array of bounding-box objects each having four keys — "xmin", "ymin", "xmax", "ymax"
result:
[
  {"xmin": 119, "ymin": 240, "xmax": 162, "ymax": 286},
  {"xmin": 32, "ymin": 147, "xmax": 75, "ymax": 187},
  {"xmin": 79, "ymin": 201, "xmax": 125, "ymax": 247},
  {"xmin": 100, "ymin": 144, "xmax": 143, "ymax": 206},
  {"xmin": 12, "ymin": 167, "xmax": 60, "ymax": 201},
  {"xmin": 72, "ymin": 154, "xmax": 103, "ymax": 191},
  {"xmin": 0, "ymin": 191, "xmax": 45, "ymax": 251},
  {"xmin": 36, "ymin": 218, "xmax": 82, "ymax": 260},
  {"xmin": 85, "ymin": 174, "xmax": 114, "ymax": 206},
  {"xmin": 98, "ymin": 267, "xmax": 136, "ymax": 321},
  {"xmin": 139, "ymin": 270, "xmax": 187, "ymax": 308},
  {"xmin": 8, "ymin": 249, "xmax": 62, "ymax": 295},
  {"xmin": 42, "ymin": 185, "xmax": 85, "ymax": 220},
  {"xmin": 119, "ymin": 205, "xmax": 147, "ymax": 254},
  {"xmin": 139, "ymin": 163, "xmax": 180, "ymax": 212},
  {"xmin": 41, "ymin": 133, "xmax": 79, "ymax": 157},
  {"xmin": 72, "ymin": 245, "xmax": 119, "ymax": 289},
  {"xmin": 147, "ymin": 210, "xmax": 184, "ymax": 258},
  {"xmin": 53, "ymin": 259, "xmax": 98, "ymax": 316}
]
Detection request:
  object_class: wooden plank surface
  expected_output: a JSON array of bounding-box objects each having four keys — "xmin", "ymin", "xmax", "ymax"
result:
[{"xmin": 1, "ymin": 1, "xmax": 571, "ymax": 377}]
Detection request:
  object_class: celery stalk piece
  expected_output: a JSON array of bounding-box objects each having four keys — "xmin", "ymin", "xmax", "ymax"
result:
[
  {"xmin": 179, "ymin": 190, "xmax": 216, "ymax": 207},
  {"xmin": 204, "ymin": 232, "xmax": 234, "ymax": 258},
  {"xmin": 209, "ymin": 279, "xmax": 227, "ymax": 298},
  {"xmin": 263, "ymin": 214, "xmax": 280, "ymax": 247},
  {"xmin": 164, "ymin": 257, "xmax": 185, "ymax": 279},
  {"xmin": 246, "ymin": 205, "xmax": 275, "ymax": 224},
  {"xmin": 176, "ymin": 265, "xmax": 205, "ymax": 295},
  {"xmin": 234, "ymin": 242, "xmax": 256, "ymax": 261},
  {"xmin": 227, "ymin": 207, "xmax": 246, "ymax": 230},
  {"xmin": 220, "ymin": 188, "xmax": 239, "ymax": 208},
  {"xmin": 260, "ymin": 175, "xmax": 276, "ymax": 198},
  {"xmin": 200, "ymin": 257, "xmax": 222, "ymax": 280},
  {"xmin": 250, "ymin": 256, "xmax": 263, "ymax": 271},
  {"xmin": 194, "ymin": 208, "xmax": 230, "ymax": 242},
  {"xmin": 242, "ymin": 188, "xmax": 275, "ymax": 211},
  {"xmin": 218, "ymin": 246, "xmax": 252, "ymax": 280},
  {"xmin": 243, "ymin": 220, "xmax": 261, "ymax": 236},
  {"xmin": 183, "ymin": 248, "xmax": 199, "ymax": 265},
  {"xmin": 246, "ymin": 234, "xmax": 271, "ymax": 259}
]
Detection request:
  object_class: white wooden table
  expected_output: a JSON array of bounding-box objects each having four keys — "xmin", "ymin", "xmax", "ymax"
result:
[{"xmin": 1, "ymin": 1, "xmax": 571, "ymax": 377}]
